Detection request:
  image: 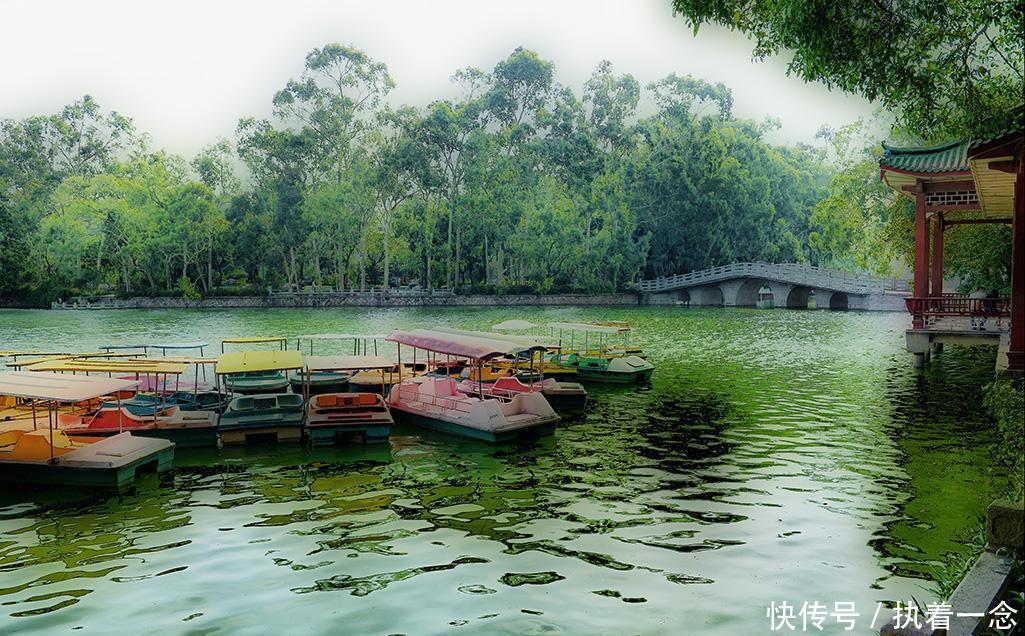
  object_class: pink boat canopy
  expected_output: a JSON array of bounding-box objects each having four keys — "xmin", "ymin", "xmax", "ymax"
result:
[{"xmin": 386, "ymin": 329, "xmax": 525, "ymax": 361}]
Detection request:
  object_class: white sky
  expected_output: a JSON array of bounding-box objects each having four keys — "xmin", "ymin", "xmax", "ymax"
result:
[{"xmin": 0, "ymin": 0, "xmax": 876, "ymax": 157}]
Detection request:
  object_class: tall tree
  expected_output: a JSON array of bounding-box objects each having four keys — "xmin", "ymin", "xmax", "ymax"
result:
[{"xmin": 669, "ymin": 0, "xmax": 1023, "ymax": 137}]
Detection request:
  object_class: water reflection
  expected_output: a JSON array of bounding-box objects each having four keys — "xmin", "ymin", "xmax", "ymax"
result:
[{"xmin": 0, "ymin": 307, "xmax": 1009, "ymax": 634}]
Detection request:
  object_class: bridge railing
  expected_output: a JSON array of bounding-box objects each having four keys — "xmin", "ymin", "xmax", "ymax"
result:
[{"xmin": 637, "ymin": 262, "xmax": 910, "ymax": 294}]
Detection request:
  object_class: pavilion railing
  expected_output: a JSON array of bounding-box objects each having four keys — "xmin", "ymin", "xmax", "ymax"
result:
[
  {"xmin": 637, "ymin": 262, "xmax": 909, "ymax": 294},
  {"xmin": 904, "ymin": 295, "xmax": 1011, "ymax": 317}
]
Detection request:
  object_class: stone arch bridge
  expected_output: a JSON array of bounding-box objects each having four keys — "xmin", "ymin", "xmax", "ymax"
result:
[{"xmin": 637, "ymin": 262, "xmax": 909, "ymax": 310}]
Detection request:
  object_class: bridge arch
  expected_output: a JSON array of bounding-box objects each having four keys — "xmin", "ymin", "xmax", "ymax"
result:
[
  {"xmin": 785, "ymin": 286, "xmax": 814, "ymax": 309},
  {"xmin": 693, "ymin": 285, "xmax": 724, "ymax": 306},
  {"xmin": 735, "ymin": 278, "xmax": 768, "ymax": 307},
  {"xmin": 828, "ymin": 291, "xmax": 849, "ymax": 310}
]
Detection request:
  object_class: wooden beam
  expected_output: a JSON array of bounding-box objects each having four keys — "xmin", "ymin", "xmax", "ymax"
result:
[
  {"xmin": 988, "ymin": 160, "xmax": 1019, "ymax": 174},
  {"xmin": 926, "ymin": 202, "xmax": 981, "ymax": 213},
  {"xmin": 902, "ymin": 181, "xmax": 978, "ymax": 194},
  {"xmin": 943, "ymin": 218, "xmax": 1011, "ymax": 227}
]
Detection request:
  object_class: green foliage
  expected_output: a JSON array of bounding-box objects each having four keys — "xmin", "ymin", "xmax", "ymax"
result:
[
  {"xmin": 178, "ymin": 275, "xmax": 201, "ymax": 300},
  {"xmin": 670, "ymin": 0, "xmax": 1024, "ymax": 139},
  {"xmin": 983, "ymin": 379, "xmax": 1025, "ymax": 490},
  {"xmin": 6, "ymin": 43, "xmax": 1004, "ymax": 299}
]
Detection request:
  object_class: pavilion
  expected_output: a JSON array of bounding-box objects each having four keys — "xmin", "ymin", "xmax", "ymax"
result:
[{"xmin": 879, "ymin": 120, "xmax": 1023, "ymax": 376}]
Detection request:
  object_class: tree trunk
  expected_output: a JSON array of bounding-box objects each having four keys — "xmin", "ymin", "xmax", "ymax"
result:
[
  {"xmin": 383, "ymin": 216, "xmax": 391, "ymax": 291},
  {"xmin": 206, "ymin": 229, "xmax": 213, "ymax": 291},
  {"xmin": 359, "ymin": 230, "xmax": 367, "ymax": 292},
  {"xmin": 446, "ymin": 207, "xmax": 453, "ymax": 289}
]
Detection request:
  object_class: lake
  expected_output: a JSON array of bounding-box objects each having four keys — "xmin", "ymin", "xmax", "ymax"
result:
[{"xmin": 0, "ymin": 306, "xmax": 1008, "ymax": 635}]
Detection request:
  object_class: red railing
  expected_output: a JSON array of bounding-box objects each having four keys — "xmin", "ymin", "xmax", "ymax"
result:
[{"xmin": 905, "ymin": 295, "xmax": 1011, "ymax": 317}]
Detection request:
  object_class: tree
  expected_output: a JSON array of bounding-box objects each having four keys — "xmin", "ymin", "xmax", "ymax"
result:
[{"xmin": 669, "ymin": 0, "xmax": 1023, "ymax": 138}]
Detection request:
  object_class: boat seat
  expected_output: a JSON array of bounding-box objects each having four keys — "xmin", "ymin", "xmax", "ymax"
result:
[
  {"xmin": 0, "ymin": 430, "xmax": 22, "ymax": 451},
  {"xmin": 278, "ymin": 394, "xmax": 304, "ymax": 407},
  {"xmin": 316, "ymin": 395, "xmax": 339, "ymax": 407},
  {"xmin": 357, "ymin": 394, "xmax": 378, "ymax": 405},
  {"xmin": 252, "ymin": 397, "xmax": 278, "ymax": 409}
]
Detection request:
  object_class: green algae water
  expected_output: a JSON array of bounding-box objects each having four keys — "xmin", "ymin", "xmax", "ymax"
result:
[{"xmin": 0, "ymin": 307, "xmax": 1009, "ymax": 635}]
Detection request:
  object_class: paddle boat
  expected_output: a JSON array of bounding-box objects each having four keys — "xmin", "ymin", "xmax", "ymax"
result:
[
  {"xmin": 489, "ymin": 321, "xmax": 579, "ymax": 379},
  {"xmin": 220, "ymin": 337, "xmax": 291, "ymax": 393},
  {"xmin": 385, "ymin": 330, "xmax": 559, "ymax": 442},
  {"xmin": 25, "ymin": 358, "xmax": 221, "ymax": 448},
  {"xmin": 289, "ymin": 334, "xmax": 375, "ymax": 394},
  {"xmin": 548, "ymin": 323, "xmax": 654, "ymax": 383},
  {"xmin": 0, "ymin": 372, "xmax": 175, "ymax": 489},
  {"xmin": 431, "ymin": 327, "xmax": 588, "ymax": 412},
  {"xmin": 302, "ymin": 355, "xmax": 395, "ymax": 445},
  {"xmin": 551, "ymin": 322, "xmax": 648, "ymax": 359},
  {"xmin": 215, "ymin": 350, "xmax": 305, "ymax": 444},
  {"xmin": 57, "ymin": 405, "xmax": 219, "ymax": 448}
]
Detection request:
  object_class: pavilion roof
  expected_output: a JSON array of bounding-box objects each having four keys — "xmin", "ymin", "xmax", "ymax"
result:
[{"xmin": 880, "ymin": 140, "xmax": 970, "ymax": 175}]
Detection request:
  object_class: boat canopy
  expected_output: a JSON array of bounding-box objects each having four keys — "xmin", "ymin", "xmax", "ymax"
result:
[
  {"xmin": 147, "ymin": 342, "xmax": 209, "ymax": 350},
  {"xmin": 296, "ymin": 333, "xmax": 388, "ymax": 341},
  {"xmin": 305, "ymin": 355, "xmax": 395, "ymax": 372},
  {"xmin": 432, "ymin": 327, "xmax": 554, "ymax": 350},
  {"xmin": 492, "ymin": 320, "xmax": 537, "ymax": 331},
  {"xmin": 222, "ymin": 337, "xmax": 287, "ymax": 344},
  {"xmin": 550, "ymin": 322, "xmax": 630, "ymax": 334},
  {"xmin": 27, "ymin": 359, "xmax": 189, "ymax": 375},
  {"xmin": 130, "ymin": 356, "xmax": 217, "ymax": 365},
  {"xmin": 7, "ymin": 352, "xmax": 141, "ymax": 368},
  {"xmin": 216, "ymin": 350, "xmax": 303, "ymax": 374},
  {"xmin": 99, "ymin": 343, "xmax": 149, "ymax": 350},
  {"xmin": 387, "ymin": 329, "xmax": 525, "ymax": 360},
  {"xmin": 0, "ymin": 371, "xmax": 140, "ymax": 402}
]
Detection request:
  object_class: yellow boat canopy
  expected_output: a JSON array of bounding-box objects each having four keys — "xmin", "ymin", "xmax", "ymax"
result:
[
  {"xmin": 222, "ymin": 337, "xmax": 287, "ymax": 344},
  {"xmin": 0, "ymin": 371, "xmax": 140, "ymax": 402},
  {"xmin": 550, "ymin": 322, "xmax": 631, "ymax": 334},
  {"xmin": 129, "ymin": 356, "xmax": 217, "ymax": 365},
  {"xmin": 27, "ymin": 359, "xmax": 189, "ymax": 375},
  {"xmin": 216, "ymin": 350, "xmax": 303, "ymax": 374},
  {"xmin": 305, "ymin": 355, "xmax": 394, "ymax": 372}
]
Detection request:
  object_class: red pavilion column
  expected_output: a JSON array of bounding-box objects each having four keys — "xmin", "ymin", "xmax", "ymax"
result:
[
  {"xmin": 912, "ymin": 182, "xmax": 929, "ymax": 329},
  {"xmin": 931, "ymin": 213, "xmax": 944, "ymax": 297},
  {"xmin": 1008, "ymin": 158, "xmax": 1024, "ymax": 373}
]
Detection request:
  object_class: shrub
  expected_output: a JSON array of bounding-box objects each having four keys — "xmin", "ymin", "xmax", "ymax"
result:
[{"xmin": 983, "ymin": 378, "xmax": 1025, "ymax": 491}]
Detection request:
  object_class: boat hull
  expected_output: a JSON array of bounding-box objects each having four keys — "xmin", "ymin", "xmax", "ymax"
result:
[
  {"xmin": 306, "ymin": 424, "xmax": 391, "ymax": 445},
  {"xmin": 69, "ymin": 426, "xmax": 220, "ymax": 449},
  {"xmin": 0, "ymin": 433, "xmax": 174, "ymax": 489},
  {"xmin": 391, "ymin": 407, "xmax": 556, "ymax": 443},
  {"xmin": 573, "ymin": 367, "xmax": 653, "ymax": 384},
  {"xmin": 219, "ymin": 425, "xmax": 303, "ymax": 445}
]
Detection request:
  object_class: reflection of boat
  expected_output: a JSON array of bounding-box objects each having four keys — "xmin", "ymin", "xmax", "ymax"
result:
[
  {"xmin": 302, "ymin": 355, "xmax": 395, "ymax": 445},
  {"xmin": 215, "ymin": 350, "xmax": 305, "ymax": 445},
  {"xmin": 58, "ymin": 406, "xmax": 219, "ymax": 449},
  {"xmin": 386, "ymin": 330, "xmax": 559, "ymax": 442},
  {"xmin": 0, "ymin": 372, "xmax": 175, "ymax": 489}
]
